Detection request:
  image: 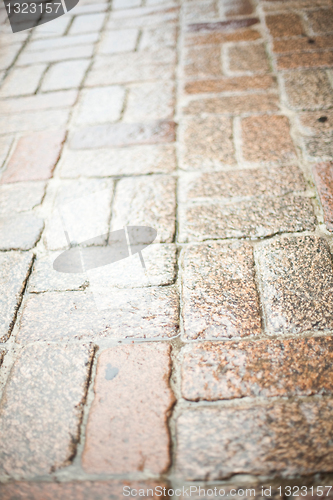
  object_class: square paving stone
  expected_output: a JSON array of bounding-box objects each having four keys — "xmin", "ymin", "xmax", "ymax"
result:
[
  {"xmin": 0, "ymin": 251, "xmax": 34, "ymax": 342},
  {"xmin": 227, "ymin": 43, "xmax": 271, "ymax": 74},
  {"xmin": 0, "ymin": 182, "xmax": 46, "ymax": 215},
  {"xmin": 83, "ymin": 343, "xmax": 175, "ymax": 474},
  {"xmin": 0, "ymin": 343, "xmax": 94, "ymax": 477},
  {"xmin": 182, "ymin": 242, "xmax": 261, "ymax": 340},
  {"xmin": 0, "ymin": 214, "xmax": 44, "ymax": 251},
  {"xmin": 73, "ymin": 86, "xmax": 125, "ymax": 126},
  {"xmin": 179, "ymin": 195, "xmax": 316, "ymax": 242},
  {"xmin": 111, "ymin": 175, "xmax": 176, "ymax": 243},
  {"xmin": 176, "ymin": 399, "xmax": 333, "ymax": 479},
  {"xmin": 282, "ymin": 70, "xmax": 333, "ymax": 110},
  {"xmin": 181, "ymin": 337, "xmax": 333, "ymax": 401},
  {"xmin": 123, "ymin": 81, "xmax": 175, "ymax": 123},
  {"xmin": 17, "ymin": 288, "xmax": 179, "ymax": 343},
  {"xmin": 255, "ymin": 235, "xmax": 333, "ymax": 335}
]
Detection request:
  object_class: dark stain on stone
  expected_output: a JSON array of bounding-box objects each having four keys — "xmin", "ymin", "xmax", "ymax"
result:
[
  {"xmin": 105, "ymin": 363, "xmax": 119, "ymax": 381},
  {"xmin": 318, "ymin": 116, "xmax": 328, "ymax": 122}
]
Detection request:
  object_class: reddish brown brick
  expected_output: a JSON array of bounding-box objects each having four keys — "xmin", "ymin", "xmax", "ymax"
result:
[
  {"xmin": 184, "ymin": 75, "xmax": 276, "ymax": 94},
  {"xmin": 0, "ymin": 481, "xmax": 168, "ymax": 500},
  {"xmin": 184, "ymin": 45, "xmax": 222, "ymax": 78},
  {"xmin": 265, "ymin": 13, "xmax": 305, "ymax": 37},
  {"xmin": 1, "ymin": 130, "xmax": 66, "ymax": 183},
  {"xmin": 187, "ymin": 18, "xmax": 260, "ymax": 32},
  {"xmin": 70, "ymin": 121, "xmax": 176, "ymax": 149},
  {"xmin": 184, "ymin": 27, "xmax": 261, "ymax": 46},
  {"xmin": 228, "ymin": 43, "xmax": 271, "ymax": 73},
  {"xmin": 82, "ymin": 343, "xmax": 175, "ymax": 474},
  {"xmin": 184, "ymin": 93, "xmax": 279, "ymax": 115},
  {"xmin": 241, "ymin": 115, "xmax": 296, "ymax": 162},
  {"xmin": 313, "ymin": 162, "xmax": 333, "ymax": 231},
  {"xmin": 307, "ymin": 8, "xmax": 333, "ymax": 34},
  {"xmin": 182, "ymin": 337, "xmax": 333, "ymax": 401},
  {"xmin": 220, "ymin": 0, "xmax": 254, "ymax": 17},
  {"xmin": 277, "ymin": 51, "xmax": 333, "ymax": 69},
  {"xmin": 283, "ymin": 70, "xmax": 333, "ymax": 110},
  {"xmin": 176, "ymin": 399, "xmax": 333, "ymax": 479},
  {"xmin": 273, "ymin": 35, "xmax": 333, "ymax": 53}
]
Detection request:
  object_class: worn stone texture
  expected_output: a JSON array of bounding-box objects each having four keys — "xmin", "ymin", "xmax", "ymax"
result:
[
  {"xmin": 0, "ymin": 481, "xmax": 168, "ymax": 500},
  {"xmin": 184, "ymin": 75, "xmax": 276, "ymax": 94},
  {"xmin": 111, "ymin": 175, "xmax": 176, "ymax": 243},
  {"xmin": 59, "ymin": 144, "xmax": 176, "ymax": 177},
  {"xmin": 180, "ymin": 115, "xmax": 234, "ymax": 169},
  {"xmin": 219, "ymin": 0, "xmax": 254, "ymax": 17},
  {"xmin": 241, "ymin": 115, "xmax": 296, "ymax": 163},
  {"xmin": 123, "ymin": 81, "xmax": 175, "ymax": 123},
  {"xmin": 70, "ymin": 120, "xmax": 176, "ymax": 149},
  {"xmin": 0, "ymin": 65, "xmax": 46, "ymax": 97},
  {"xmin": 73, "ymin": 86, "xmax": 126, "ymax": 126},
  {"xmin": 98, "ymin": 28, "xmax": 139, "ymax": 54},
  {"xmin": 307, "ymin": 8, "xmax": 333, "ymax": 34},
  {"xmin": 0, "ymin": 182, "xmax": 46, "ymax": 215},
  {"xmin": 265, "ymin": 13, "xmax": 305, "ymax": 37},
  {"xmin": 283, "ymin": 70, "xmax": 333, "ymax": 110},
  {"xmin": 181, "ymin": 337, "xmax": 333, "ymax": 401},
  {"xmin": 277, "ymin": 51, "xmax": 333, "ymax": 70},
  {"xmin": 41, "ymin": 59, "xmax": 91, "ymax": 91},
  {"xmin": 182, "ymin": 242, "xmax": 261, "ymax": 340},
  {"xmin": 18, "ymin": 288, "xmax": 179, "ymax": 343},
  {"xmin": 179, "ymin": 165, "xmax": 307, "ymax": 201},
  {"xmin": 227, "ymin": 43, "xmax": 271, "ymax": 73},
  {"xmin": 313, "ymin": 162, "xmax": 333, "ymax": 231},
  {"xmin": 0, "ymin": 91, "xmax": 78, "ymax": 114},
  {"xmin": 176, "ymin": 399, "xmax": 333, "ymax": 479},
  {"xmin": 0, "ymin": 343, "xmax": 94, "ymax": 477},
  {"xmin": 256, "ymin": 236, "xmax": 333, "ymax": 335},
  {"xmin": 83, "ymin": 343, "xmax": 175, "ymax": 474},
  {"xmin": 0, "ymin": 109, "xmax": 71, "ymax": 135},
  {"xmin": 0, "ymin": 214, "xmax": 44, "ymax": 251},
  {"xmin": 1, "ymin": 130, "xmax": 66, "ymax": 184},
  {"xmin": 0, "ymin": 252, "xmax": 34, "ymax": 342},
  {"xmin": 179, "ymin": 195, "xmax": 316, "ymax": 242},
  {"xmin": 184, "ymin": 27, "xmax": 261, "ymax": 46},
  {"xmin": 184, "ymin": 93, "xmax": 279, "ymax": 115},
  {"xmin": 184, "ymin": 45, "xmax": 222, "ymax": 78},
  {"xmin": 16, "ymin": 45, "xmax": 94, "ymax": 66}
]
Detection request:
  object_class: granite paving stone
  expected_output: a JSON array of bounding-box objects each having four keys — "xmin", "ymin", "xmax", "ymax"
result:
[
  {"xmin": 0, "ymin": 251, "xmax": 34, "ymax": 342},
  {"xmin": 219, "ymin": 0, "xmax": 254, "ymax": 17},
  {"xmin": 123, "ymin": 81, "xmax": 174, "ymax": 123},
  {"xmin": 27, "ymin": 33, "xmax": 99, "ymax": 51},
  {"xmin": 0, "ymin": 343, "xmax": 94, "ymax": 477},
  {"xmin": 73, "ymin": 86, "xmax": 126, "ymax": 125},
  {"xmin": 179, "ymin": 195, "xmax": 315, "ymax": 242},
  {"xmin": 273, "ymin": 35, "xmax": 333, "ymax": 53},
  {"xmin": 69, "ymin": 13, "xmax": 106, "ymax": 35},
  {"xmin": 181, "ymin": 337, "xmax": 333, "ymax": 401},
  {"xmin": 0, "ymin": 136, "xmax": 14, "ymax": 169},
  {"xmin": 0, "ymin": 109, "xmax": 71, "ymax": 135},
  {"xmin": 187, "ymin": 18, "xmax": 260, "ymax": 33},
  {"xmin": 41, "ymin": 59, "xmax": 91, "ymax": 91},
  {"xmin": 277, "ymin": 51, "xmax": 333, "ymax": 70},
  {"xmin": 59, "ymin": 144, "xmax": 176, "ymax": 177},
  {"xmin": 180, "ymin": 115, "xmax": 234, "ymax": 169},
  {"xmin": 0, "ymin": 65, "xmax": 46, "ymax": 97},
  {"xmin": 227, "ymin": 43, "xmax": 271, "ymax": 74},
  {"xmin": 303, "ymin": 134, "xmax": 333, "ymax": 160},
  {"xmin": 241, "ymin": 115, "xmax": 296, "ymax": 163},
  {"xmin": 1, "ymin": 130, "xmax": 66, "ymax": 183},
  {"xmin": 176, "ymin": 400, "xmax": 333, "ymax": 479},
  {"xmin": 140, "ymin": 26, "xmax": 177, "ymax": 50},
  {"xmin": 111, "ymin": 175, "xmax": 176, "ymax": 243},
  {"xmin": 181, "ymin": 242, "xmax": 261, "ymax": 340},
  {"xmin": 16, "ymin": 45, "xmax": 94, "ymax": 65},
  {"xmin": 184, "ymin": 27, "xmax": 261, "ymax": 46},
  {"xmin": 307, "ymin": 8, "xmax": 333, "ymax": 34},
  {"xmin": 184, "ymin": 45, "xmax": 222, "ymax": 78},
  {"xmin": 98, "ymin": 28, "xmax": 139, "ymax": 54},
  {"xmin": 184, "ymin": 93, "xmax": 279, "ymax": 115},
  {"xmin": 70, "ymin": 120, "xmax": 176, "ymax": 149},
  {"xmin": 255, "ymin": 236, "xmax": 333, "ymax": 335},
  {"xmin": 17, "ymin": 288, "xmax": 179, "ymax": 343},
  {"xmin": 282, "ymin": 70, "xmax": 333, "ymax": 110},
  {"xmin": 0, "ymin": 214, "xmax": 44, "ymax": 251},
  {"xmin": 0, "ymin": 182, "xmax": 46, "ymax": 215},
  {"xmin": 0, "ymin": 91, "xmax": 78, "ymax": 114},
  {"xmin": 83, "ymin": 344, "xmax": 175, "ymax": 474},
  {"xmin": 265, "ymin": 13, "xmax": 305, "ymax": 38},
  {"xmin": 0, "ymin": 43, "xmax": 22, "ymax": 71},
  {"xmin": 184, "ymin": 0, "xmax": 218, "ymax": 22},
  {"xmin": 184, "ymin": 75, "xmax": 276, "ymax": 94},
  {"xmin": 313, "ymin": 162, "xmax": 333, "ymax": 231}
]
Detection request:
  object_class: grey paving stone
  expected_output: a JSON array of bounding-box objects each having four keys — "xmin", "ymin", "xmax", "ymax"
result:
[
  {"xmin": 139, "ymin": 26, "xmax": 177, "ymax": 49},
  {"xmin": 41, "ymin": 59, "xmax": 91, "ymax": 91},
  {"xmin": 123, "ymin": 81, "xmax": 174, "ymax": 123},
  {"xmin": 73, "ymin": 86, "xmax": 125, "ymax": 126},
  {"xmin": 59, "ymin": 144, "xmax": 176, "ymax": 177},
  {"xmin": 111, "ymin": 175, "xmax": 176, "ymax": 243},
  {"xmin": 0, "ymin": 251, "xmax": 34, "ymax": 342},
  {"xmin": 69, "ymin": 13, "xmax": 106, "ymax": 35},
  {"xmin": 0, "ymin": 214, "xmax": 44, "ymax": 251},
  {"xmin": 17, "ymin": 288, "xmax": 179, "ymax": 343},
  {"xmin": 0, "ymin": 65, "xmax": 47, "ymax": 97},
  {"xmin": 27, "ymin": 33, "xmax": 99, "ymax": 51},
  {"xmin": 0, "ymin": 109, "xmax": 71, "ymax": 134},
  {"xmin": 0, "ymin": 91, "xmax": 78, "ymax": 114},
  {"xmin": 179, "ymin": 195, "xmax": 316, "ymax": 242},
  {"xmin": 176, "ymin": 400, "xmax": 333, "ymax": 479},
  {"xmin": 0, "ymin": 136, "xmax": 13, "ymax": 168},
  {"xmin": 182, "ymin": 242, "xmax": 261, "ymax": 340},
  {"xmin": 16, "ymin": 45, "xmax": 94, "ymax": 65},
  {"xmin": 97, "ymin": 29, "xmax": 139, "ymax": 54},
  {"xmin": 283, "ymin": 70, "xmax": 333, "ymax": 110},
  {"xmin": 0, "ymin": 343, "xmax": 94, "ymax": 477},
  {"xmin": 0, "ymin": 182, "xmax": 46, "ymax": 215},
  {"xmin": 255, "ymin": 235, "xmax": 333, "ymax": 335},
  {"xmin": 0, "ymin": 43, "xmax": 22, "ymax": 71}
]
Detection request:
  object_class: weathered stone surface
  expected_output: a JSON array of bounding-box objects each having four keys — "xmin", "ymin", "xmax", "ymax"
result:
[
  {"xmin": 0, "ymin": 349, "xmax": 5, "ymax": 367},
  {"xmin": 1, "ymin": 130, "xmax": 66, "ymax": 183},
  {"xmin": 303, "ymin": 135, "xmax": 333, "ymax": 160},
  {"xmin": 255, "ymin": 236, "xmax": 333, "ymax": 335},
  {"xmin": 18, "ymin": 288, "xmax": 179, "ymax": 343},
  {"xmin": 313, "ymin": 162, "xmax": 333, "ymax": 231},
  {"xmin": 0, "ymin": 109, "xmax": 70, "ymax": 135},
  {"xmin": 0, "ymin": 214, "xmax": 44, "ymax": 251},
  {"xmin": 220, "ymin": 0, "xmax": 254, "ymax": 17},
  {"xmin": 0, "ymin": 136, "xmax": 13, "ymax": 169},
  {"xmin": 0, "ymin": 182, "xmax": 45, "ymax": 215},
  {"xmin": 98, "ymin": 28, "xmax": 139, "ymax": 54},
  {"xmin": 184, "ymin": 75, "xmax": 276, "ymax": 94},
  {"xmin": 73, "ymin": 86, "xmax": 125, "ymax": 125},
  {"xmin": 83, "ymin": 343, "xmax": 175, "ymax": 474},
  {"xmin": 184, "ymin": 27, "xmax": 261, "ymax": 46},
  {"xmin": 277, "ymin": 51, "xmax": 333, "ymax": 70},
  {"xmin": 307, "ymin": 8, "xmax": 333, "ymax": 34},
  {"xmin": 273, "ymin": 35, "xmax": 333, "ymax": 54},
  {"xmin": 182, "ymin": 242, "xmax": 261, "ymax": 340},
  {"xmin": 187, "ymin": 18, "xmax": 260, "ymax": 32},
  {"xmin": 265, "ymin": 13, "xmax": 304, "ymax": 37},
  {"xmin": 180, "ymin": 115, "xmax": 234, "ymax": 169},
  {"xmin": 241, "ymin": 115, "xmax": 296, "ymax": 163},
  {"xmin": 0, "ymin": 65, "xmax": 46, "ymax": 97},
  {"xmin": 227, "ymin": 43, "xmax": 271, "ymax": 73},
  {"xmin": 184, "ymin": 45, "xmax": 222, "ymax": 78},
  {"xmin": 0, "ymin": 252, "xmax": 34, "ymax": 342},
  {"xmin": 70, "ymin": 121, "xmax": 176, "ymax": 149},
  {"xmin": 68, "ymin": 13, "xmax": 106, "ymax": 34},
  {"xmin": 0, "ymin": 481, "xmax": 168, "ymax": 500},
  {"xmin": 179, "ymin": 195, "xmax": 316, "ymax": 242},
  {"xmin": 184, "ymin": 0, "xmax": 218, "ymax": 22},
  {"xmin": 140, "ymin": 25, "xmax": 177, "ymax": 50},
  {"xmin": 179, "ymin": 165, "xmax": 307, "ymax": 201},
  {"xmin": 184, "ymin": 93, "xmax": 279, "ymax": 115},
  {"xmin": 181, "ymin": 337, "xmax": 333, "ymax": 401},
  {"xmin": 0, "ymin": 343, "xmax": 94, "ymax": 477},
  {"xmin": 41, "ymin": 59, "xmax": 90, "ymax": 91},
  {"xmin": 176, "ymin": 400, "xmax": 333, "ymax": 479},
  {"xmin": 111, "ymin": 176, "xmax": 176, "ymax": 243},
  {"xmin": 283, "ymin": 70, "xmax": 333, "ymax": 110},
  {"xmin": 123, "ymin": 81, "xmax": 174, "ymax": 122},
  {"xmin": 27, "ymin": 33, "xmax": 99, "ymax": 51},
  {"xmin": 0, "ymin": 91, "xmax": 78, "ymax": 114},
  {"xmin": 17, "ymin": 45, "xmax": 94, "ymax": 65},
  {"xmin": 59, "ymin": 144, "xmax": 176, "ymax": 177}
]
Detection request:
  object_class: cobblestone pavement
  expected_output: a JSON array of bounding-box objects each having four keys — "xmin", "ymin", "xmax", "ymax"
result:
[{"xmin": 1, "ymin": 0, "xmax": 333, "ymax": 497}]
